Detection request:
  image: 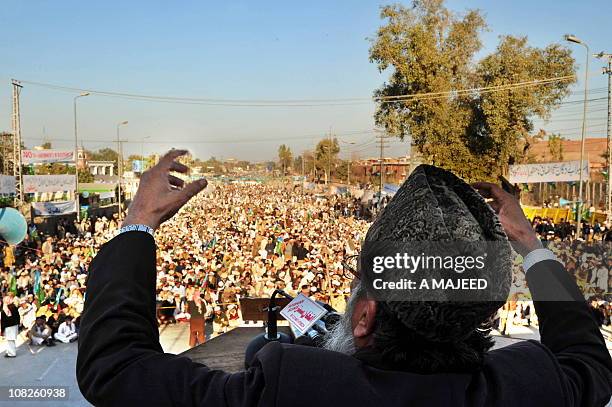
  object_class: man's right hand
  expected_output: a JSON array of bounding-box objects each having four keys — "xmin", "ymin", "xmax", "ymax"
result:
[
  {"xmin": 472, "ymin": 182, "xmax": 542, "ymax": 257},
  {"xmin": 123, "ymin": 149, "xmax": 208, "ymax": 231}
]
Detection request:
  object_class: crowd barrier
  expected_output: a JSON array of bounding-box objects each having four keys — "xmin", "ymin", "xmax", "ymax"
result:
[{"xmin": 522, "ymin": 206, "xmax": 608, "ymax": 224}]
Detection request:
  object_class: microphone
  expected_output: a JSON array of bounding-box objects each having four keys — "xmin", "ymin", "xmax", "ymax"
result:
[
  {"xmin": 244, "ymin": 290, "xmax": 293, "ymax": 368},
  {"xmin": 293, "ymin": 301, "xmax": 341, "ymax": 347}
]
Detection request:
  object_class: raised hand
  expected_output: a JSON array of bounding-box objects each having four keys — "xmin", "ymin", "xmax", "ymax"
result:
[
  {"xmin": 472, "ymin": 181, "xmax": 542, "ymax": 257},
  {"xmin": 122, "ymin": 149, "xmax": 208, "ymax": 230}
]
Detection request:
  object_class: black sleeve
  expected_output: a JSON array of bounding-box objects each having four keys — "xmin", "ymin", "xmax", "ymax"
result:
[
  {"xmin": 526, "ymin": 259, "xmax": 612, "ymax": 407},
  {"xmin": 76, "ymin": 232, "xmax": 268, "ymax": 407}
]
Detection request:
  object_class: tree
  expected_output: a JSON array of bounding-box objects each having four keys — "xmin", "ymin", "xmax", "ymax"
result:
[
  {"xmin": 40, "ymin": 141, "xmax": 52, "ymax": 149},
  {"xmin": 78, "ymin": 169, "xmax": 94, "ymax": 183},
  {"xmin": 335, "ymin": 159, "xmax": 349, "ymax": 182},
  {"xmin": 0, "ymin": 132, "xmax": 13, "ymax": 172},
  {"xmin": 277, "ymin": 144, "xmax": 293, "ymax": 175},
  {"xmin": 300, "ymin": 151, "xmax": 316, "ymax": 178},
  {"xmin": 369, "ymin": 0, "xmax": 576, "ymax": 181},
  {"xmin": 35, "ymin": 163, "xmax": 71, "ymax": 175},
  {"xmin": 315, "ymin": 138, "xmax": 340, "ymax": 182},
  {"xmin": 515, "ymin": 129, "xmax": 546, "ymax": 164},
  {"xmin": 201, "ymin": 156, "xmax": 222, "ymax": 173},
  {"xmin": 547, "ymin": 133, "xmax": 565, "ymax": 162},
  {"xmin": 293, "ymin": 155, "xmax": 303, "ymax": 175}
]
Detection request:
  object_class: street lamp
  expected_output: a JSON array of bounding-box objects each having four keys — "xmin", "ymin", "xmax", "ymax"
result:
[
  {"xmin": 564, "ymin": 34, "xmax": 590, "ymax": 234},
  {"xmin": 340, "ymin": 140, "xmax": 356, "ymax": 185},
  {"xmin": 595, "ymin": 51, "xmax": 612, "ymax": 226},
  {"xmin": 116, "ymin": 120, "xmax": 128, "ymax": 221},
  {"xmin": 73, "ymin": 92, "xmax": 90, "ymax": 222}
]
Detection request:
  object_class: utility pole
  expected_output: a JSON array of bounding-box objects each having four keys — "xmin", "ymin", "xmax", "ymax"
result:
[
  {"xmin": 347, "ymin": 144, "xmax": 351, "ymax": 185},
  {"xmin": 301, "ymin": 151, "xmax": 305, "ymax": 193},
  {"xmin": 339, "ymin": 140, "xmax": 356, "ymax": 185},
  {"xmin": 564, "ymin": 35, "xmax": 589, "ymax": 232},
  {"xmin": 73, "ymin": 92, "xmax": 90, "ymax": 222},
  {"xmin": 375, "ymin": 130, "xmax": 390, "ymax": 202},
  {"xmin": 313, "ymin": 141, "xmax": 317, "ymax": 182},
  {"xmin": 595, "ymin": 52, "xmax": 612, "ymax": 225},
  {"xmin": 326, "ymin": 127, "xmax": 333, "ymax": 185},
  {"xmin": 11, "ymin": 80, "xmax": 23, "ymax": 208},
  {"xmin": 116, "ymin": 121, "xmax": 128, "ymax": 221}
]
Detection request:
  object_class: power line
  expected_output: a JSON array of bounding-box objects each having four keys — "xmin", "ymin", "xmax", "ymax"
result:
[
  {"xmin": 22, "ymin": 129, "xmax": 378, "ymax": 145},
  {"xmin": 16, "ymin": 75, "xmax": 577, "ymax": 107}
]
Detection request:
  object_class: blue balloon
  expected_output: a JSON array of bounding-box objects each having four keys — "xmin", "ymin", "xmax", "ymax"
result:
[{"xmin": 0, "ymin": 207, "xmax": 27, "ymax": 245}]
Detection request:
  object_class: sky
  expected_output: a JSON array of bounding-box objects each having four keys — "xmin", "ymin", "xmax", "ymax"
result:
[{"xmin": 0, "ymin": 0, "xmax": 611, "ymax": 162}]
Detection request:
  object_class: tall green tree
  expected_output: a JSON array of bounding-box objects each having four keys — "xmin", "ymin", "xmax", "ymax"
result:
[
  {"xmin": 293, "ymin": 155, "xmax": 303, "ymax": 174},
  {"xmin": 277, "ymin": 144, "xmax": 293, "ymax": 175},
  {"xmin": 315, "ymin": 138, "xmax": 340, "ymax": 181},
  {"xmin": 36, "ymin": 163, "xmax": 71, "ymax": 175},
  {"xmin": 0, "ymin": 132, "xmax": 14, "ymax": 172},
  {"xmin": 369, "ymin": 0, "xmax": 576, "ymax": 180},
  {"xmin": 78, "ymin": 169, "xmax": 94, "ymax": 183},
  {"xmin": 547, "ymin": 133, "xmax": 564, "ymax": 162}
]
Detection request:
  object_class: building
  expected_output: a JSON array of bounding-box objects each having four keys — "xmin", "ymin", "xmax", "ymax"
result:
[
  {"xmin": 88, "ymin": 161, "xmax": 116, "ymax": 177},
  {"xmin": 352, "ymin": 155, "xmax": 422, "ymax": 185},
  {"xmin": 76, "ymin": 146, "xmax": 87, "ymax": 170}
]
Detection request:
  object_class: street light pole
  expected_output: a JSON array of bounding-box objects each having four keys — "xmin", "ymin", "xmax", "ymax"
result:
[
  {"xmin": 116, "ymin": 120, "xmax": 128, "ymax": 221},
  {"xmin": 340, "ymin": 140, "xmax": 356, "ymax": 185},
  {"xmin": 595, "ymin": 52, "xmax": 612, "ymax": 225},
  {"xmin": 73, "ymin": 92, "xmax": 90, "ymax": 222},
  {"xmin": 565, "ymin": 34, "xmax": 590, "ymax": 234}
]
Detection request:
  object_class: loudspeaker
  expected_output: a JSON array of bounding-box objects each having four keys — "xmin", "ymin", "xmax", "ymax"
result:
[{"xmin": 0, "ymin": 207, "xmax": 27, "ymax": 245}]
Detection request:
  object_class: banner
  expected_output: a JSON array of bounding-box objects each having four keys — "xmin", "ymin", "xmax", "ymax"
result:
[
  {"xmin": 99, "ymin": 191, "xmax": 115, "ymax": 200},
  {"xmin": 23, "ymin": 175, "xmax": 76, "ymax": 193},
  {"xmin": 508, "ymin": 161, "xmax": 589, "ymax": 184},
  {"xmin": 0, "ymin": 175, "xmax": 16, "ymax": 194},
  {"xmin": 22, "ymin": 150, "xmax": 75, "ymax": 164},
  {"xmin": 31, "ymin": 201, "xmax": 77, "ymax": 216}
]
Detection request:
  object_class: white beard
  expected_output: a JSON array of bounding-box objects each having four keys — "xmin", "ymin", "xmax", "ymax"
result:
[{"xmin": 321, "ymin": 281, "xmax": 364, "ymax": 355}]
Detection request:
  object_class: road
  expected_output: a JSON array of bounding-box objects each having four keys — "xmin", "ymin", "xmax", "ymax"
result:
[
  {"xmin": 0, "ymin": 322, "xmax": 208, "ymax": 407},
  {"xmin": 0, "ymin": 341, "xmax": 86, "ymax": 407}
]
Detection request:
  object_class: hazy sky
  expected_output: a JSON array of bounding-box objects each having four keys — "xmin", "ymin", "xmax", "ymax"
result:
[{"xmin": 0, "ymin": 0, "xmax": 610, "ymax": 162}]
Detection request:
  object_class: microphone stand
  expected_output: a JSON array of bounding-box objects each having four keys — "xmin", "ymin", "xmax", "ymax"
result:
[
  {"xmin": 244, "ymin": 289, "xmax": 293, "ymax": 368},
  {"xmin": 265, "ymin": 289, "xmax": 293, "ymax": 340}
]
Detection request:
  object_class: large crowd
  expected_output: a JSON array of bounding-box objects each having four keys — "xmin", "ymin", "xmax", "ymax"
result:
[
  {"xmin": 1, "ymin": 182, "xmax": 610, "ymax": 358},
  {"xmin": 154, "ymin": 182, "xmax": 370, "ymax": 335},
  {"xmin": 0, "ymin": 182, "xmax": 371, "ymax": 355},
  {"xmin": 529, "ymin": 216, "xmax": 612, "ymax": 329}
]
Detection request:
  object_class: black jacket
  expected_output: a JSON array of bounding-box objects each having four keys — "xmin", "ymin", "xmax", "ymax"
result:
[
  {"xmin": 77, "ymin": 232, "xmax": 612, "ymax": 406},
  {"xmin": 1, "ymin": 303, "xmax": 20, "ymax": 333}
]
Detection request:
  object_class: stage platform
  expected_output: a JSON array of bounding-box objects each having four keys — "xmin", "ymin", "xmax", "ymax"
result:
[
  {"xmin": 181, "ymin": 326, "xmax": 292, "ymax": 372},
  {"xmin": 180, "ymin": 325, "xmax": 531, "ymax": 373}
]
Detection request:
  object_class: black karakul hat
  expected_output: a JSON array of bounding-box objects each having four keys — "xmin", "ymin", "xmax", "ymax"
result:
[{"xmin": 363, "ymin": 164, "xmax": 513, "ymax": 342}]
